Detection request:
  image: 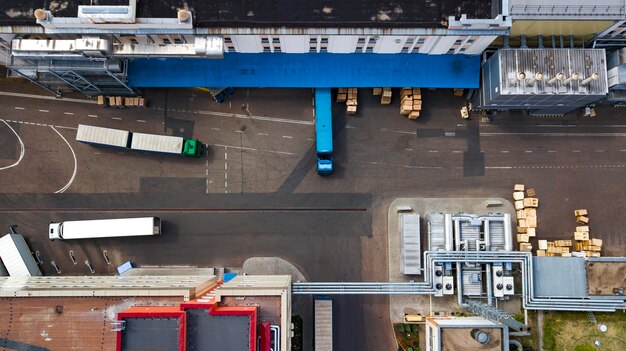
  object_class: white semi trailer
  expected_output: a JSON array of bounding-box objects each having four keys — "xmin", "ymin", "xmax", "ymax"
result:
[{"xmin": 49, "ymin": 217, "xmax": 161, "ymax": 240}]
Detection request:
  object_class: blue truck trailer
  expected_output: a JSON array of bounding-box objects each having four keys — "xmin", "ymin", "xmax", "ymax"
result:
[{"xmin": 315, "ymin": 88, "xmax": 333, "ymax": 175}]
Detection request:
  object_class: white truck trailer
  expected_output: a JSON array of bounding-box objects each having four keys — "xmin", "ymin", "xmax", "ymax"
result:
[
  {"xmin": 130, "ymin": 132, "xmax": 190, "ymax": 155},
  {"xmin": 49, "ymin": 217, "xmax": 161, "ymax": 240},
  {"xmin": 76, "ymin": 124, "xmax": 131, "ymax": 148},
  {"xmin": 0, "ymin": 233, "xmax": 42, "ymax": 276},
  {"xmin": 314, "ymin": 297, "xmax": 333, "ymax": 351}
]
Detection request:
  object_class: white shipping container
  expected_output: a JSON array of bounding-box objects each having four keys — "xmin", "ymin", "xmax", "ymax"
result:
[
  {"xmin": 0, "ymin": 234, "xmax": 42, "ymax": 276},
  {"xmin": 130, "ymin": 132, "xmax": 184, "ymax": 154},
  {"xmin": 76, "ymin": 124, "xmax": 130, "ymax": 148}
]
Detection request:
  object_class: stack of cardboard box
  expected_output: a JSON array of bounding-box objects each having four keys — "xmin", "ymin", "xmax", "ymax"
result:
[
  {"xmin": 453, "ymin": 88, "xmax": 464, "ymax": 97},
  {"xmin": 513, "ymin": 184, "xmax": 538, "ymax": 251},
  {"xmin": 99, "ymin": 95, "xmax": 145, "ymax": 108},
  {"xmin": 571, "ymin": 209, "xmax": 602, "ymax": 257},
  {"xmin": 537, "ymin": 240, "xmax": 572, "ymax": 257},
  {"xmin": 400, "ymin": 88, "xmax": 422, "ymax": 119},
  {"xmin": 346, "ymin": 88, "xmax": 358, "ymax": 115},
  {"xmin": 336, "ymin": 88, "xmax": 347, "ymax": 103},
  {"xmin": 380, "ymin": 88, "xmax": 392, "ymax": 105}
]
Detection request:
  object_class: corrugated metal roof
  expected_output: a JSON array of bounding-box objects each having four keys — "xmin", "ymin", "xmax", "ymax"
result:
[
  {"xmin": 128, "ymin": 53, "xmax": 480, "ymax": 88},
  {"xmin": 400, "ymin": 213, "xmax": 421, "ymax": 275},
  {"xmin": 532, "ymin": 257, "xmax": 588, "ymax": 298}
]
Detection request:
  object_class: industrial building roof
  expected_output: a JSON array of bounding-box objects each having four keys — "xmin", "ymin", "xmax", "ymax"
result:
[
  {"xmin": 532, "ymin": 257, "xmax": 588, "ymax": 298},
  {"xmin": 0, "ymin": 0, "xmax": 495, "ymax": 28}
]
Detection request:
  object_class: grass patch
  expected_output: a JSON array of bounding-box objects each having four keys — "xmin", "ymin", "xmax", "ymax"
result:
[{"xmin": 542, "ymin": 311, "xmax": 626, "ymax": 351}]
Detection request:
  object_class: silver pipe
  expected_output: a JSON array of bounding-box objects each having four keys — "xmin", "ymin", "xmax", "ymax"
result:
[
  {"xmin": 486, "ymin": 264, "xmax": 493, "ymax": 305},
  {"xmin": 444, "ymin": 213, "xmax": 453, "ymax": 251}
]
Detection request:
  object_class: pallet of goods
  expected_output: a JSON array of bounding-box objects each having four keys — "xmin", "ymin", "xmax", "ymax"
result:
[
  {"xmin": 570, "ymin": 209, "xmax": 602, "ymax": 257},
  {"xmin": 400, "ymin": 88, "xmax": 422, "ymax": 119},
  {"xmin": 380, "ymin": 88, "xmax": 392, "ymax": 105}
]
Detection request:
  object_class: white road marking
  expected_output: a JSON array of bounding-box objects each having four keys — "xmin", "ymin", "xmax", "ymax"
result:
[
  {"xmin": 195, "ymin": 109, "xmax": 314, "ymax": 125},
  {"xmin": 485, "ymin": 166, "xmax": 513, "ymax": 169},
  {"xmin": 0, "ymin": 120, "xmax": 25, "ymax": 171},
  {"xmin": 39, "ymin": 109, "xmax": 49, "ymax": 113},
  {"xmin": 88, "ymin": 114, "xmax": 98, "ymax": 118},
  {"xmin": 481, "ymin": 132, "xmax": 626, "ymax": 137},
  {"xmin": 500, "ymin": 150, "xmax": 509, "ymax": 153},
  {"xmin": 14, "ymin": 107, "xmax": 25, "ymax": 110},
  {"xmin": 307, "ymin": 138, "xmax": 314, "ymax": 141},
  {"xmin": 452, "ymin": 150, "xmax": 462, "ymax": 153},
  {"xmin": 54, "ymin": 125, "xmax": 78, "ymax": 130},
  {"xmin": 282, "ymin": 135, "xmax": 293, "ymax": 139},
  {"xmin": 405, "ymin": 148, "xmax": 414, "ymax": 151},
  {"xmin": 64, "ymin": 112, "xmax": 74, "ymax": 115},
  {"xmin": 548, "ymin": 150, "xmax": 557, "ymax": 153},
  {"xmin": 572, "ymin": 150, "xmax": 581, "ymax": 153},
  {"xmin": 137, "ymin": 119, "xmax": 146, "ymax": 123},
  {"xmin": 486, "ymin": 164, "xmax": 625, "ymax": 170},
  {"xmin": 257, "ymin": 132, "xmax": 269, "ymax": 136},
  {"xmin": 112, "ymin": 117, "xmax": 122, "ymax": 120},
  {"xmin": 211, "ymin": 127, "xmax": 221, "ymax": 131},
  {"xmin": 51, "ymin": 126, "xmax": 77, "ymax": 194},
  {"xmin": 0, "ymin": 90, "xmax": 97, "ymax": 104},
  {"xmin": 429, "ymin": 150, "xmax": 438, "ymax": 153},
  {"xmin": 445, "ymin": 132, "xmax": 456, "ymax": 137},
  {"xmin": 351, "ymin": 159, "xmax": 443, "ymax": 169},
  {"xmin": 234, "ymin": 130, "xmax": 244, "ymax": 133},
  {"xmin": 224, "ymin": 145, "xmax": 228, "ymax": 194},
  {"xmin": 345, "ymin": 125, "xmax": 356, "ymax": 129},
  {"xmin": 595, "ymin": 150, "xmax": 605, "ymax": 152},
  {"xmin": 525, "ymin": 150, "xmax": 533, "ymax": 153},
  {"xmin": 620, "ymin": 150, "xmax": 626, "ymax": 152},
  {"xmin": 380, "ymin": 128, "xmax": 414, "ymax": 135},
  {"xmin": 211, "ymin": 143, "xmax": 296, "ymax": 156}
]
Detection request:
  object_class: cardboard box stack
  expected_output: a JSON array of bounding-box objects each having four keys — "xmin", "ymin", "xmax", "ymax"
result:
[
  {"xmin": 571, "ymin": 209, "xmax": 602, "ymax": 257},
  {"xmin": 400, "ymin": 88, "xmax": 422, "ymax": 120},
  {"xmin": 453, "ymin": 88, "xmax": 464, "ymax": 97},
  {"xmin": 346, "ymin": 88, "xmax": 358, "ymax": 115},
  {"xmin": 536, "ymin": 239, "xmax": 572, "ymax": 257},
  {"xmin": 336, "ymin": 88, "xmax": 347, "ymax": 103},
  {"xmin": 99, "ymin": 95, "xmax": 145, "ymax": 108},
  {"xmin": 381, "ymin": 88, "xmax": 392, "ymax": 105},
  {"xmin": 372, "ymin": 88, "xmax": 382, "ymax": 96},
  {"xmin": 513, "ymin": 184, "xmax": 539, "ymax": 252}
]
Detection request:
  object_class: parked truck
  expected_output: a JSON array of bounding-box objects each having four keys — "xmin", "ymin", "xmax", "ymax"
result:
[
  {"xmin": 0, "ymin": 231, "xmax": 42, "ymax": 276},
  {"xmin": 195, "ymin": 87, "xmax": 235, "ymax": 103},
  {"xmin": 315, "ymin": 88, "xmax": 333, "ymax": 175},
  {"xmin": 76, "ymin": 124, "xmax": 204, "ymax": 157},
  {"xmin": 49, "ymin": 217, "xmax": 161, "ymax": 240},
  {"xmin": 314, "ymin": 297, "xmax": 333, "ymax": 351}
]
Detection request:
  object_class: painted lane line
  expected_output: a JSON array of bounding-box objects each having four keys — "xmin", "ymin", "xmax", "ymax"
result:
[
  {"xmin": 345, "ymin": 125, "xmax": 356, "ymax": 129},
  {"xmin": 405, "ymin": 148, "xmax": 414, "ymax": 151},
  {"xmin": 481, "ymin": 132, "xmax": 626, "ymax": 137},
  {"xmin": 445, "ymin": 132, "xmax": 456, "ymax": 137},
  {"xmin": 51, "ymin": 126, "xmax": 77, "ymax": 194},
  {"xmin": 282, "ymin": 135, "xmax": 293, "ymax": 139},
  {"xmin": 428, "ymin": 150, "xmax": 438, "ymax": 153},
  {"xmin": 452, "ymin": 150, "xmax": 462, "ymax": 153},
  {"xmin": 485, "ymin": 166, "xmax": 513, "ymax": 169},
  {"xmin": 137, "ymin": 120, "xmax": 146, "ymax": 123},
  {"xmin": 257, "ymin": 132, "xmax": 269, "ymax": 136},
  {"xmin": 234, "ymin": 130, "xmax": 244, "ymax": 133},
  {"xmin": 0, "ymin": 90, "xmax": 97, "ymax": 104},
  {"xmin": 307, "ymin": 138, "xmax": 314, "ymax": 141},
  {"xmin": 380, "ymin": 128, "xmax": 414, "ymax": 135},
  {"xmin": 572, "ymin": 150, "xmax": 581, "ymax": 153},
  {"xmin": 195, "ymin": 109, "xmax": 314, "ymax": 125},
  {"xmin": 54, "ymin": 125, "xmax": 78, "ymax": 130},
  {"xmin": 14, "ymin": 107, "xmax": 25, "ymax": 110},
  {"xmin": 548, "ymin": 150, "xmax": 557, "ymax": 153},
  {"xmin": 210, "ymin": 143, "xmax": 296, "ymax": 156},
  {"xmin": 39, "ymin": 109, "xmax": 49, "ymax": 113},
  {"xmin": 620, "ymin": 150, "xmax": 626, "ymax": 152},
  {"xmin": 211, "ymin": 127, "xmax": 221, "ymax": 131},
  {"xmin": 88, "ymin": 114, "xmax": 98, "ymax": 118},
  {"xmin": 111, "ymin": 117, "xmax": 122, "ymax": 120},
  {"xmin": 0, "ymin": 120, "xmax": 25, "ymax": 171},
  {"xmin": 525, "ymin": 150, "xmax": 533, "ymax": 153},
  {"xmin": 486, "ymin": 164, "xmax": 625, "ymax": 170},
  {"xmin": 594, "ymin": 150, "xmax": 605, "ymax": 152},
  {"xmin": 64, "ymin": 112, "xmax": 74, "ymax": 115},
  {"xmin": 500, "ymin": 150, "xmax": 509, "ymax": 153}
]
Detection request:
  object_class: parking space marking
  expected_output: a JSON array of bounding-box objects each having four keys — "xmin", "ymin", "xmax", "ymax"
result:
[
  {"xmin": 39, "ymin": 109, "xmax": 49, "ymax": 113},
  {"xmin": 14, "ymin": 107, "xmax": 25, "ymax": 110},
  {"xmin": 0, "ymin": 120, "xmax": 25, "ymax": 171},
  {"xmin": 51, "ymin": 126, "xmax": 77, "ymax": 194}
]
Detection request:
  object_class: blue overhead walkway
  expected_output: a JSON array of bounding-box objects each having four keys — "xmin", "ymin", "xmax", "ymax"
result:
[{"xmin": 128, "ymin": 53, "xmax": 480, "ymax": 88}]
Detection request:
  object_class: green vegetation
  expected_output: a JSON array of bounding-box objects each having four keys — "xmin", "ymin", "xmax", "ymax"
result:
[
  {"xmin": 541, "ymin": 311, "xmax": 626, "ymax": 351},
  {"xmin": 394, "ymin": 323, "xmax": 420, "ymax": 351}
]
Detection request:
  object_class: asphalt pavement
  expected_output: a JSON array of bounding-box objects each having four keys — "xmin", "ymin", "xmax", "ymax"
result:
[{"xmin": 1, "ymin": 81, "xmax": 625, "ymax": 350}]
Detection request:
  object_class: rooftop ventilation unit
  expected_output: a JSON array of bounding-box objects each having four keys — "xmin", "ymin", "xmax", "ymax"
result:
[{"xmin": 77, "ymin": 3, "xmax": 136, "ymax": 24}]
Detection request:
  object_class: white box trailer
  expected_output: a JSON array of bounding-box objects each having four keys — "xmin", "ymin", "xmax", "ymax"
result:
[
  {"xmin": 49, "ymin": 217, "xmax": 161, "ymax": 240},
  {"xmin": 314, "ymin": 297, "xmax": 333, "ymax": 351},
  {"xmin": 0, "ymin": 233, "xmax": 42, "ymax": 276},
  {"xmin": 130, "ymin": 132, "xmax": 184, "ymax": 155},
  {"xmin": 76, "ymin": 124, "xmax": 131, "ymax": 148}
]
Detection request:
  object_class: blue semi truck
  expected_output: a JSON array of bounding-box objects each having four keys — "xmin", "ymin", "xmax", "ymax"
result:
[{"xmin": 315, "ymin": 88, "xmax": 333, "ymax": 175}]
